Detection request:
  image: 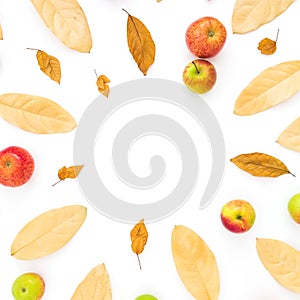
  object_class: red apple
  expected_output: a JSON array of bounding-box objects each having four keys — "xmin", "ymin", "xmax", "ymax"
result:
[
  {"xmin": 182, "ymin": 59, "xmax": 217, "ymax": 94},
  {"xmin": 221, "ymin": 200, "xmax": 256, "ymax": 233},
  {"xmin": 0, "ymin": 146, "xmax": 34, "ymax": 187},
  {"xmin": 186, "ymin": 16, "xmax": 227, "ymax": 58}
]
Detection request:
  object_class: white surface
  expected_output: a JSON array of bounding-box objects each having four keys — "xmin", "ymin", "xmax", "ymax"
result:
[{"xmin": 1, "ymin": 0, "xmax": 300, "ymax": 299}]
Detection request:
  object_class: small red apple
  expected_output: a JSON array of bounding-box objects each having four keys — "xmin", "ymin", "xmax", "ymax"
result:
[
  {"xmin": 182, "ymin": 59, "xmax": 217, "ymax": 94},
  {"xmin": 0, "ymin": 146, "xmax": 34, "ymax": 187},
  {"xmin": 186, "ymin": 16, "xmax": 227, "ymax": 58},
  {"xmin": 220, "ymin": 200, "xmax": 256, "ymax": 233}
]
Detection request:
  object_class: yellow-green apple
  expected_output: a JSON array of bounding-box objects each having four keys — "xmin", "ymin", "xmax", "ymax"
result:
[
  {"xmin": 12, "ymin": 273, "xmax": 45, "ymax": 300},
  {"xmin": 288, "ymin": 193, "xmax": 300, "ymax": 224},
  {"xmin": 221, "ymin": 200, "xmax": 256, "ymax": 233},
  {"xmin": 0, "ymin": 146, "xmax": 34, "ymax": 187},
  {"xmin": 182, "ymin": 59, "xmax": 217, "ymax": 94},
  {"xmin": 135, "ymin": 295, "xmax": 158, "ymax": 300},
  {"xmin": 186, "ymin": 16, "xmax": 227, "ymax": 58}
]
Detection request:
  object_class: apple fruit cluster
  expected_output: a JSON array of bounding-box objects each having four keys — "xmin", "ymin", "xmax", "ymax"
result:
[{"xmin": 183, "ymin": 16, "xmax": 227, "ymax": 94}]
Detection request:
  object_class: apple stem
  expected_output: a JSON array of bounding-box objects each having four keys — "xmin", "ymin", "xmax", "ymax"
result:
[
  {"xmin": 137, "ymin": 254, "xmax": 142, "ymax": 270},
  {"xmin": 52, "ymin": 179, "xmax": 62, "ymax": 187},
  {"xmin": 275, "ymin": 28, "xmax": 279, "ymax": 43},
  {"xmin": 192, "ymin": 61, "xmax": 200, "ymax": 74}
]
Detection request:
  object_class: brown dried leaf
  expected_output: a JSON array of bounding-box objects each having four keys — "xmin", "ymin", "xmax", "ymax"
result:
[
  {"xmin": 71, "ymin": 263, "xmax": 112, "ymax": 300},
  {"xmin": 232, "ymin": 0, "xmax": 294, "ymax": 34},
  {"xmin": 230, "ymin": 152, "xmax": 294, "ymax": 177},
  {"xmin": 277, "ymin": 117, "xmax": 300, "ymax": 152},
  {"xmin": 130, "ymin": 219, "xmax": 148, "ymax": 269},
  {"xmin": 53, "ymin": 165, "xmax": 84, "ymax": 186},
  {"xmin": 36, "ymin": 50, "xmax": 61, "ymax": 84},
  {"xmin": 234, "ymin": 61, "xmax": 300, "ymax": 115},
  {"xmin": 123, "ymin": 9, "xmax": 156, "ymax": 75},
  {"xmin": 96, "ymin": 74, "xmax": 110, "ymax": 98},
  {"xmin": 11, "ymin": 205, "xmax": 87, "ymax": 260},
  {"xmin": 172, "ymin": 225, "xmax": 220, "ymax": 300},
  {"xmin": 256, "ymin": 238, "xmax": 300, "ymax": 293},
  {"xmin": 0, "ymin": 93, "xmax": 77, "ymax": 133},
  {"xmin": 30, "ymin": 0, "xmax": 92, "ymax": 52},
  {"xmin": 258, "ymin": 38, "xmax": 276, "ymax": 55}
]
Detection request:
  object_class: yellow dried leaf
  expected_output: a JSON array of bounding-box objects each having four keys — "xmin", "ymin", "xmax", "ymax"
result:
[
  {"xmin": 0, "ymin": 24, "xmax": 3, "ymax": 40},
  {"xmin": 36, "ymin": 50, "xmax": 61, "ymax": 84},
  {"xmin": 258, "ymin": 38, "xmax": 277, "ymax": 55},
  {"xmin": 130, "ymin": 219, "xmax": 148, "ymax": 269},
  {"xmin": 123, "ymin": 9, "xmax": 156, "ymax": 75},
  {"xmin": 232, "ymin": 0, "xmax": 294, "ymax": 34},
  {"xmin": 172, "ymin": 225, "xmax": 220, "ymax": 300},
  {"xmin": 53, "ymin": 165, "xmax": 84, "ymax": 186},
  {"xmin": 230, "ymin": 152, "xmax": 294, "ymax": 177},
  {"xmin": 30, "ymin": 0, "xmax": 92, "ymax": 52},
  {"xmin": 277, "ymin": 117, "xmax": 300, "ymax": 152},
  {"xmin": 234, "ymin": 61, "xmax": 300, "ymax": 115},
  {"xmin": 96, "ymin": 75, "xmax": 110, "ymax": 98},
  {"xmin": 256, "ymin": 238, "xmax": 300, "ymax": 293},
  {"xmin": 11, "ymin": 205, "xmax": 87, "ymax": 260},
  {"xmin": 71, "ymin": 263, "xmax": 112, "ymax": 300},
  {"xmin": 0, "ymin": 93, "xmax": 77, "ymax": 133}
]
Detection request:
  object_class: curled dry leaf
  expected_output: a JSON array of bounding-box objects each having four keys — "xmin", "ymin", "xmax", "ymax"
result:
[
  {"xmin": 230, "ymin": 152, "xmax": 294, "ymax": 177},
  {"xmin": 172, "ymin": 225, "xmax": 220, "ymax": 300},
  {"xmin": 130, "ymin": 219, "xmax": 148, "ymax": 269},
  {"xmin": 30, "ymin": 0, "xmax": 92, "ymax": 53},
  {"xmin": 71, "ymin": 263, "xmax": 112, "ymax": 300},
  {"xmin": 258, "ymin": 30, "xmax": 279, "ymax": 55},
  {"xmin": 256, "ymin": 238, "xmax": 300, "ymax": 293},
  {"xmin": 277, "ymin": 117, "xmax": 300, "ymax": 152},
  {"xmin": 123, "ymin": 8, "xmax": 156, "ymax": 75},
  {"xmin": 234, "ymin": 61, "xmax": 300, "ymax": 115},
  {"xmin": 232, "ymin": 0, "xmax": 294, "ymax": 34},
  {"xmin": 11, "ymin": 205, "xmax": 87, "ymax": 260},
  {"xmin": 52, "ymin": 165, "xmax": 84, "ymax": 186},
  {"xmin": 0, "ymin": 93, "xmax": 77, "ymax": 133},
  {"xmin": 95, "ymin": 72, "xmax": 110, "ymax": 98}
]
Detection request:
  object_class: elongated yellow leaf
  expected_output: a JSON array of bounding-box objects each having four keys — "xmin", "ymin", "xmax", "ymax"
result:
[
  {"xmin": 234, "ymin": 61, "xmax": 300, "ymax": 115},
  {"xmin": 232, "ymin": 0, "xmax": 294, "ymax": 34},
  {"xmin": 36, "ymin": 50, "xmax": 61, "ymax": 84},
  {"xmin": 0, "ymin": 24, "xmax": 3, "ymax": 40},
  {"xmin": 11, "ymin": 205, "xmax": 87, "ymax": 260},
  {"xmin": 230, "ymin": 152, "xmax": 294, "ymax": 177},
  {"xmin": 71, "ymin": 263, "xmax": 112, "ymax": 300},
  {"xmin": 257, "ymin": 238, "xmax": 300, "ymax": 293},
  {"xmin": 172, "ymin": 225, "xmax": 220, "ymax": 300},
  {"xmin": 0, "ymin": 93, "xmax": 76, "ymax": 133},
  {"xmin": 123, "ymin": 9, "xmax": 156, "ymax": 75},
  {"xmin": 30, "ymin": 0, "xmax": 92, "ymax": 52},
  {"xmin": 277, "ymin": 118, "xmax": 300, "ymax": 152}
]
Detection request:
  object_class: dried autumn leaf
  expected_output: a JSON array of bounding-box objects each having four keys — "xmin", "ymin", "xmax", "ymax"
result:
[
  {"xmin": 53, "ymin": 165, "xmax": 84, "ymax": 186},
  {"xmin": 35, "ymin": 49, "xmax": 61, "ymax": 84},
  {"xmin": 0, "ymin": 24, "xmax": 3, "ymax": 40},
  {"xmin": 71, "ymin": 263, "xmax": 112, "ymax": 300},
  {"xmin": 258, "ymin": 29, "xmax": 279, "ymax": 55},
  {"xmin": 172, "ymin": 225, "xmax": 220, "ymax": 300},
  {"xmin": 0, "ymin": 93, "xmax": 76, "ymax": 133},
  {"xmin": 30, "ymin": 0, "xmax": 92, "ymax": 53},
  {"xmin": 11, "ymin": 205, "xmax": 87, "ymax": 260},
  {"xmin": 95, "ymin": 73, "xmax": 110, "ymax": 98},
  {"xmin": 130, "ymin": 219, "xmax": 148, "ymax": 269},
  {"xmin": 256, "ymin": 238, "xmax": 300, "ymax": 293},
  {"xmin": 277, "ymin": 117, "xmax": 300, "ymax": 152},
  {"xmin": 123, "ymin": 9, "xmax": 156, "ymax": 75},
  {"xmin": 232, "ymin": 0, "xmax": 294, "ymax": 34},
  {"xmin": 230, "ymin": 152, "xmax": 294, "ymax": 177},
  {"xmin": 234, "ymin": 61, "xmax": 300, "ymax": 115}
]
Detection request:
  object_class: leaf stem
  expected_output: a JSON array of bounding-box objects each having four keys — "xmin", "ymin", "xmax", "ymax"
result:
[
  {"xmin": 122, "ymin": 8, "xmax": 131, "ymax": 16},
  {"xmin": 52, "ymin": 179, "xmax": 62, "ymax": 187},
  {"xmin": 26, "ymin": 47, "xmax": 39, "ymax": 51},
  {"xmin": 137, "ymin": 254, "xmax": 142, "ymax": 270},
  {"xmin": 275, "ymin": 28, "xmax": 279, "ymax": 43},
  {"xmin": 94, "ymin": 69, "xmax": 98, "ymax": 79}
]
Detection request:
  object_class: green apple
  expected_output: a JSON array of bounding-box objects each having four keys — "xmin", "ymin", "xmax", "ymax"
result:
[
  {"xmin": 12, "ymin": 273, "xmax": 45, "ymax": 300},
  {"xmin": 288, "ymin": 193, "xmax": 300, "ymax": 223},
  {"xmin": 135, "ymin": 294, "xmax": 158, "ymax": 300},
  {"xmin": 182, "ymin": 59, "xmax": 217, "ymax": 94},
  {"xmin": 221, "ymin": 199, "xmax": 256, "ymax": 233}
]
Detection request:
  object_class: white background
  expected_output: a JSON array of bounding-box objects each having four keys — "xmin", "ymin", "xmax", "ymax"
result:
[{"xmin": 1, "ymin": 0, "xmax": 300, "ymax": 299}]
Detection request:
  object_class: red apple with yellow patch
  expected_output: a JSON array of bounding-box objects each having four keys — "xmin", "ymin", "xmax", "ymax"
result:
[
  {"xmin": 221, "ymin": 200, "xmax": 256, "ymax": 233},
  {"xmin": 0, "ymin": 146, "xmax": 34, "ymax": 187},
  {"xmin": 186, "ymin": 16, "xmax": 227, "ymax": 58}
]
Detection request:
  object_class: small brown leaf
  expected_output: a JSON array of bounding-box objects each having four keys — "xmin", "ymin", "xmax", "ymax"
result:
[
  {"xmin": 230, "ymin": 152, "xmax": 294, "ymax": 177},
  {"xmin": 37, "ymin": 50, "xmax": 61, "ymax": 83},
  {"xmin": 123, "ymin": 9, "xmax": 156, "ymax": 75},
  {"xmin": 258, "ymin": 29, "xmax": 279, "ymax": 55},
  {"xmin": 95, "ymin": 71, "xmax": 110, "ymax": 98},
  {"xmin": 0, "ymin": 24, "xmax": 3, "ymax": 40},
  {"xmin": 53, "ymin": 165, "xmax": 84, "ymax": 186},
  {"xmin": 130, "ymin": 219, "xmax": 148, "ymax": 269}
]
